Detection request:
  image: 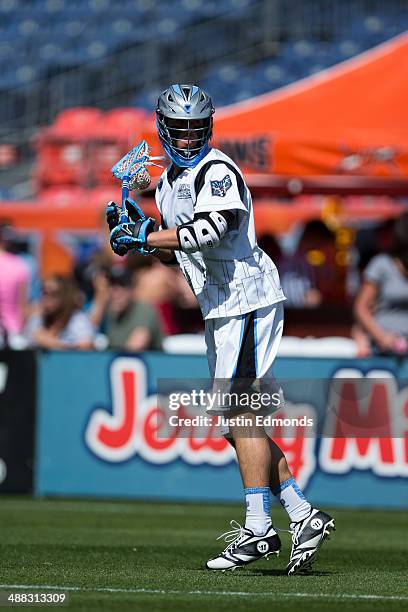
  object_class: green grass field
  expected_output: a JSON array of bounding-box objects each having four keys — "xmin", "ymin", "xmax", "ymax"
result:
[{"xmin": 0, "ymin": 497, "xmax": 407, "ymax": 611}]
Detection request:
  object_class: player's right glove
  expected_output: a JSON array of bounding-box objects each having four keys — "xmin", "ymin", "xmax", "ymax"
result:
[
  {"xmin": 106, "ymin": 198, "xmax": 154, "ymax": 256},
  {"xmin": 109, "ymin": 218, "xmax": 158, "ymax": 257},
  {"xmin": 106, "ymin": 201, "xmax": 121, "ymax": 232},
  {"xmin": 105, "ymin": 197, "xmax": 146, "ymax": 231}
]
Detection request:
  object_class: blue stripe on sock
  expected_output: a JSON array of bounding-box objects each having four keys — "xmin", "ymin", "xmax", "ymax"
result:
[
  {"xmin": 244, "ymin": 487, "xmax": 270, "ymax": 495},
  {"xmin": 272, "ymin": 477, "xmax": 295, "ymax": 496},
  {"xmin": 272, "ymin": 477, "xmax": 307, "ymax": 500},
  {"xmin": 244, "ymin": 487, "xmax": 271, "ymax": 514},
  {"xmin": 292, "ymin": 480, "xmax": 307, "ymax": 500}
]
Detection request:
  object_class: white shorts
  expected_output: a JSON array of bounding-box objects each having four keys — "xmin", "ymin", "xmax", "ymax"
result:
[
  {"xmin": 205, "ymin": 301, "xmax": 284, "ymax": 380},
  {"xmin": 204, "ymin": 302, "xmax": 284, "ymax": 428}
]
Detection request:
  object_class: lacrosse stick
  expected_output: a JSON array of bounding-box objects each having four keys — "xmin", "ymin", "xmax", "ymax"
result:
[{"xmin": 111, "ymin": 140, "xmax": 164, "ymax": 223}]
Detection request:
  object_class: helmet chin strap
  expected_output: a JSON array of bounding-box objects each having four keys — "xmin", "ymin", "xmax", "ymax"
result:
[{"xmin": 162, "ymin": 141, "xmax": 211, "ymax": 169}]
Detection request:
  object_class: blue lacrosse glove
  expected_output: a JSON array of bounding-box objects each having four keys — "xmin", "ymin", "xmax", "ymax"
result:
[
  {"xmin": 110, "ymin": 217, "xmax": 158, "ymax": 257},
  {"xmin": 105, "ymin": 196, "xmax": 147, "ymax": 228},
  {"xmin": 106, "ymin": 201, "xmax": 121, "ymax": 232}
]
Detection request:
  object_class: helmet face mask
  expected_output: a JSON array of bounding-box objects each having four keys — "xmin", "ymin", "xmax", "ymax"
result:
[{"xmin": 156, "ymin": 84, "xmax": 214, "ymax": 167}]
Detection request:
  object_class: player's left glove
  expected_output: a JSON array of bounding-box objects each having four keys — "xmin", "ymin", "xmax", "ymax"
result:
[{"xmin": 109, "ymin": 218, "xmax": 158, "ymax": 256}]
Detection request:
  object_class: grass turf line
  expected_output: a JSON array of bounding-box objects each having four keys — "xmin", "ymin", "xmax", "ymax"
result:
[{"xmin": 0, "ymin": 497, "xmax": 406, "ymax": 611}]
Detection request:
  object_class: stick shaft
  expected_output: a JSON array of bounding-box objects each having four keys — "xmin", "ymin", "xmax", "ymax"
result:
[{"xmin": 120, "ymin": 176, "xmax": 130, "ymax": 222}]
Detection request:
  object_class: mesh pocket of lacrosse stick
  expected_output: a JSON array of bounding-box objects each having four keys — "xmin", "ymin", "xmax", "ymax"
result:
[{"xmin": 111, "ymin": 140, "xmax": 164, "ymax": 190}]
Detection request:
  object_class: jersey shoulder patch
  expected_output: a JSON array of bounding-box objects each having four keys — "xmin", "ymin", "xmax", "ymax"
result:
[
  {"xmin": 210, "ymin": 174, "xmax": 232, "ymax": 197},
  {"xmin": 194, "ymin": 159, "xmax": 245, "ymax": 201}
]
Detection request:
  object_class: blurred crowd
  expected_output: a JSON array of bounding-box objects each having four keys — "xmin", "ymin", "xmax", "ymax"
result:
[
  {"xmin": 1, "ymin": 212, "xmax": 408, "ymax": 357},
  {"xmin": 0, "ymin": 219, "xmax": 200, "ymax": 352}
]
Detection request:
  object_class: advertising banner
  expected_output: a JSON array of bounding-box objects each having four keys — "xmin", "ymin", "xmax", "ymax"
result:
[
  {"xmin": 0, "ymin": 350, "xmax": 36, "ymax": 493},
  {"xmin": 36, "ymin": 352, "xmax": 408, "ymax": 508}
]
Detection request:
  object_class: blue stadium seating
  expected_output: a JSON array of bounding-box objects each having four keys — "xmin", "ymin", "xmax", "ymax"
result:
[{"xmin": 0, "ymin": 0, "xmax": 406, "ymax": 109}]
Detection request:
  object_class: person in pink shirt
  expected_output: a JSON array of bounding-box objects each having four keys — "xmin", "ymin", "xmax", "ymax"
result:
[{"xmin": 0, "ymin": 222, "xmax": 30, "ymax": 341}]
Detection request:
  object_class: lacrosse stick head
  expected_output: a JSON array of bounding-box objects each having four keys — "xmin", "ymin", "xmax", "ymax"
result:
[{"xmin": 111, "ymin": 140, "xmax": 164, "ymax": 191}]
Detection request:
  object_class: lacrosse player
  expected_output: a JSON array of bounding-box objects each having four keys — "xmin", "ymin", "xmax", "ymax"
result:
[{"xmin": 106, "ymin": 84, "xmax": 334, "ymax": 574}]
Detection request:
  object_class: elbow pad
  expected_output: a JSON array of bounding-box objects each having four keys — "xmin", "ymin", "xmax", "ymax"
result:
[{"xmin": 176, "ymin": 211, "xmax": 229, "ymax": 253}]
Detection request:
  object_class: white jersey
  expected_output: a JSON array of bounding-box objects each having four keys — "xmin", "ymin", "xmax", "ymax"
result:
[{"xmin": 155, "ymin": 148, "xmax": 286, "ymax": 319}]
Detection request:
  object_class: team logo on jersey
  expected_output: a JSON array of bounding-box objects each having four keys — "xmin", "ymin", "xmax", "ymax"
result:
[
  {"xmin": 210, "ymin": 174, "xmax": 232, "ymax": 197},
  {"xmin": 177, "ymin": 184, "xmax": 191, "ymax": 199}
]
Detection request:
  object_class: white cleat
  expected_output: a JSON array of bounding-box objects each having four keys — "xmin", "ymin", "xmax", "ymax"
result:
[
  {"xmin": 206, "ymin": 520, "xmax": 281, "ymax": 571},
  {"xmin": 286, "ymin": 508, "xmax": 335, "ymax": 575}
]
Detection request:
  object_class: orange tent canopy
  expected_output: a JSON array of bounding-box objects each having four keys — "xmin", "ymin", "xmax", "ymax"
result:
[{"xmin": 143, "ymin": 33, "xmax": 408, "ymax": 177}]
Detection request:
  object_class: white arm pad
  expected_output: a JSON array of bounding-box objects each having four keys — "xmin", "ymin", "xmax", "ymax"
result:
[{"xmin": 177, "ymin": 211, "xmax": 229, "ymax": 253}]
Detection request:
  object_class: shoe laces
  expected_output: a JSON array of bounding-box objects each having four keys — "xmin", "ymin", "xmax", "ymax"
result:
[
  {"xmin": 289, "ymin": 510, "xmax": 315, "ymax": 546},
  {"xmin": 274, "ymin": 522, "xmax": 301, "ymax": 546},
  {"xmin": 216, "ymin": 520, "xmax": 247, "ymax": 551},
  {"xmin": 289, "ymin": 522, "xmax": 302, "ymax": 546}
]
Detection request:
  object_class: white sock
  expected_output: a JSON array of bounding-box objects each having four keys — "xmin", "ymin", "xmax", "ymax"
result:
[
  {"xmin": 273, "ymin": 477, "xmax": 312, "ymax": 523},
  {"xmin": 244, "ymin": 487, "xmax": 272, "ymax": 535}
]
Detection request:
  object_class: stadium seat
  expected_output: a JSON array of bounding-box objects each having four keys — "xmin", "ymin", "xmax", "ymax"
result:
[
  {"xmin": 91, "ymin": 108, "xmax": 147, "ymax": 185},
  {"xmin": 100, "ymin": 107, "xmax": 146, "ymax": 140},
  {"xmin": 15, "ymin": 65, "xmax": 38, "ymax": 85},
  {"xmin": 34, "ymin": 137, "xmax": 91, "ymax": 188},
  {"xmin": 337, "ymin": 40, "xmax": 362, "ymax": 59},
  {"xmin": 39, "ymin": 42, "xmax": 63, "ymax": 63},
  {"xmin": 34, "ymin": 109, "xmax": 104, "ymax": 188},
  {"xmin": 18, "ymin": 19, "xmax": 40, "ymax": 37},
  {"xmin": 52, "ymin": 107, "xmax": 104, "ymax": 138},
  {"xmin": 217, "ymin": 64, "xmax": 241, "ymax": 84},
  {"xmin": 39, "ymin": 186, "xmax": 86, "ymax": 207},
  {"xmin": 44, "ymin": 0, "xmax": 67, "ymax": 13},
  {"xmin": 63, "ymin": 20, "xmax": 86, "ymax": 38},
  {"xmin": 88, "ymin": 0, "xmax": 110, "ymax": 12},
  {"xmin": 364, "ymin": 15, "xmax": 384, "ymax": 34},
  {"xmin": 262, "ymin": 63, "xmax": 286, "ymax": 84},
  {"xmin": 87, "ymin": 186, "xmax": 121, "ymax": 208}
]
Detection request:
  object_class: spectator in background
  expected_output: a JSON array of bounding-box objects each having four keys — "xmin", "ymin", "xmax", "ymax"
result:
[
  {"xmin": 354, "ymin": 212, "xmax": 408, "ymax": 355},
  {"xmin": 88, "ymin": 265, "xmax": 111, "ymax": 333},
  {"xmin": 295, "ymin": 220, "xmax": 338, "ymax": 304},
  {"xmin": 25, "ymin": 275, "xmax": 94, "ymax": 350},
  {"xmin": 354, "ymin": 218, "xmax": 395, "ymax": 275},
  {"xmin": 132, "ymin": 258, "xmax": 197, "ymax": 335},
  {"xmin": 74, "ymin": 246, "xmax": 114, "ymax": 309},
  {"xmin": 258, "ymin": 232, "xmax": 322, "ymax": 308},
  {"xmin": 279, "ymin": 256, "xmax": 322, "ymax": 308},
  {"xmin": 7, "ymin": 234, "xmax": 41, "ymax": 305},
  {"xmin": 92, "ymin": 267, "xmax": 163, "ymax": 351},
  {"xmin": 0, "ymin": 221, "xmax": 30, "ymax": 343}
]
